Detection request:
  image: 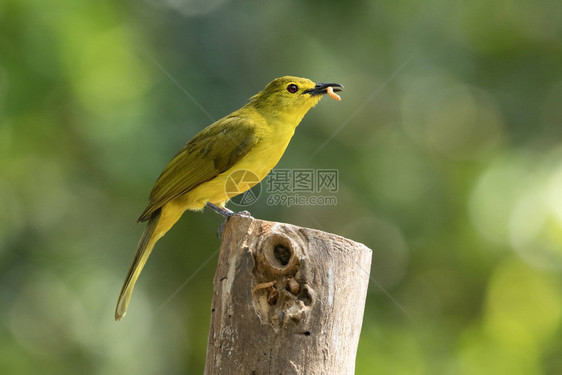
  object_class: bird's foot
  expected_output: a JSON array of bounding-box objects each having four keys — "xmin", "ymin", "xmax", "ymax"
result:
[
  {"xmin": 206, "ymin": 203, "xmax": 252, "ymax": 238},
  {"xmin": 217, "ymin": 217, "xmax": 228, "ymax": 239}
]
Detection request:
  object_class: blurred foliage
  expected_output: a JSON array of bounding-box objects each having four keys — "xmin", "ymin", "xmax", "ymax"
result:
[{"xmin": 1, "ymin": 0, "xmax": 562, "ymax": 374}]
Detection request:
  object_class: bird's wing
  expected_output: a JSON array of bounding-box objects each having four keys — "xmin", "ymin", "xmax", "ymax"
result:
[{"xmin": 137, "ymin": 117, "xmax": 260, "ymax": 222}]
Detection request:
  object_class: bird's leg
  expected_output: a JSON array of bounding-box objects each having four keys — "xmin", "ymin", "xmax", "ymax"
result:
[
  {"xmin": 206, "ymin": 202, "xmax": 252, "ymax": 218},
  {"xmin": 206, "ymin": 202, "xmax": 235, "ymax": 217},
  {"xmin": 206, "ymin": 202, "xmax": 252, "ymax": 238}
]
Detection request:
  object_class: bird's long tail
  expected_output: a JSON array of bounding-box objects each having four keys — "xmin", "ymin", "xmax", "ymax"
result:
[{"xmin": 115, "ymin": 209, "xmax": 162, "ymax": 321}]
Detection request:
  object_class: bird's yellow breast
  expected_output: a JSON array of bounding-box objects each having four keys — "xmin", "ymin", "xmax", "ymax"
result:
[{"xmin": 176, "ymin": 117, "xmax": 296, "ymax": 210}]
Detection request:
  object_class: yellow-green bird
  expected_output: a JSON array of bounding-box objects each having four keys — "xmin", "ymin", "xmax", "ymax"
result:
[{"xmin": 115, "ymin": 76, "xmax": 343, "ymax": 320}]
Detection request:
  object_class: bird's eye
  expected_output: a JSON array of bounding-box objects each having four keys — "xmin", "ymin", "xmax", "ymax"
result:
[{"xmin": 287, "ymin": 84, "xmax": 299, "ymax": 93}]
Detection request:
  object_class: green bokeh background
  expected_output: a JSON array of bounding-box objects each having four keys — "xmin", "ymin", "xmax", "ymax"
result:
[{"xmin": 2, "ymin": 0, "xmax": 562, "ymax": 373}]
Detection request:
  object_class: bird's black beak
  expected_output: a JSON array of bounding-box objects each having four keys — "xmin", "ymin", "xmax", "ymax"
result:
[{"xmin": 304, "ymin": 82, "xmax": 344, "ymax": 96}]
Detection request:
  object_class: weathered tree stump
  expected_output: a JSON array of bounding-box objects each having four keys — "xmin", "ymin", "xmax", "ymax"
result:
[{"xmin": 205, "ymin": 215, "xmax": 372, "ymax": 375}]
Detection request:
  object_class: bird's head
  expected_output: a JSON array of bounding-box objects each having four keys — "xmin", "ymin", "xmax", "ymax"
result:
[{"xmin": 249, "ymin": 76, "xmax": 343, "ymax": 124}]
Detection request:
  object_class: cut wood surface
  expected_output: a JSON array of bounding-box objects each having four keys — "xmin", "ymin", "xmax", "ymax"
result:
[{"xmin": 205, "ymin": 215, "xmax": 372, "ymax": 375}]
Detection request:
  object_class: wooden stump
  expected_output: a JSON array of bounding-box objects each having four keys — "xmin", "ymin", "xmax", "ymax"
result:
[{"xmin": 205, "ymin": 216, "xmax": 372, "ymax": 375}]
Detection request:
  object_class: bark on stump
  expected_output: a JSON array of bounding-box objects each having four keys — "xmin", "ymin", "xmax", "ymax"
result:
[{"xmin": 205, "ymin": 215, "xmax": 372, "ymax": 375}]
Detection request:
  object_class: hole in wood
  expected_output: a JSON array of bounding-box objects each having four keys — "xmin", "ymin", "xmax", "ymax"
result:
[
  {"xmin": 264, "ymin": 236, "xmax": 294, "ymax": 270},
  {"xmin": 267, "ymin": 287, "xmax": 278, "ymax": 305},
  {"xmin": 273, "ymin": 244, "xmax": 291, "ymax": 265},
  {"xmin": 257, "ymin": 233, "xmax": 300, "ymax": 276},
  {"xmin": 299, "ymin": 285, "xmax": 314, "ymax": 307}
]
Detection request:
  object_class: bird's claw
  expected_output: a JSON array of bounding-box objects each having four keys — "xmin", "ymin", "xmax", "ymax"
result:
[
  {"xmin": 216, "ymin": 211, "xmax": 253, "ymax": 238},
  {"xmin": 217, "ymin": 217, "xmax": 228, "ymax": 239},
  {"xmin": 207, "ymin": 203, "xmax": 253, "ymax": 238}
]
